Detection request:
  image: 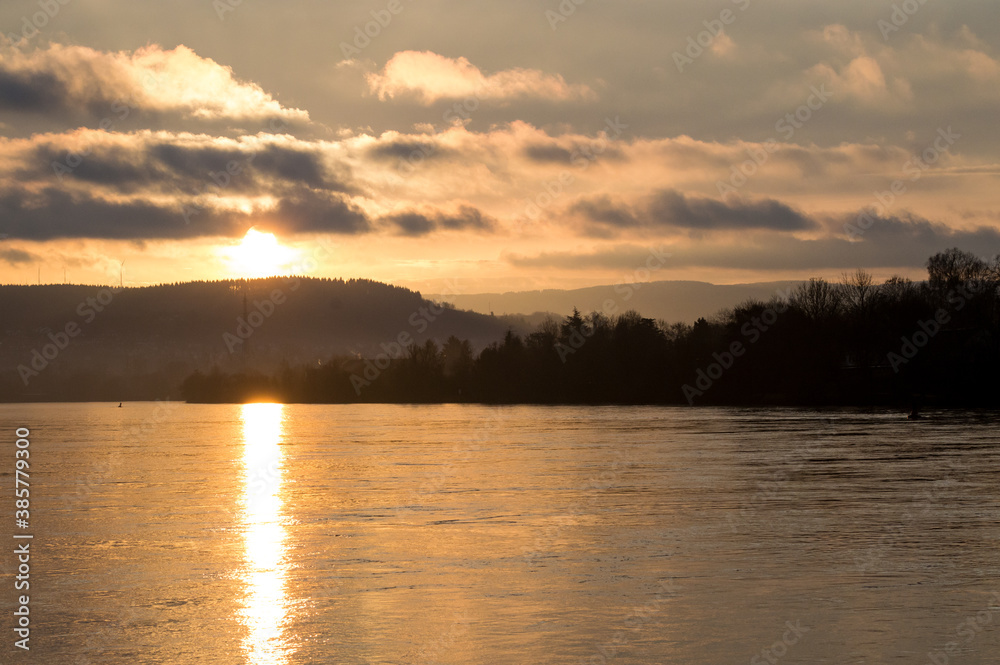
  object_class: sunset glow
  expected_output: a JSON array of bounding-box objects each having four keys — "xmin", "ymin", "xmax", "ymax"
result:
[
  {"xmin": 3, "ymin": 3, "xmax": 1000, "ymax": 664},
  {"xmin": 225, "ymin": 229, "xmax": 300, "ymax": 278}
]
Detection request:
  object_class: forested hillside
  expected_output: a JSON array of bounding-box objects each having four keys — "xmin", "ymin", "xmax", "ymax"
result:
[
  {"xmin": 0, "ymin": 277, "xmax": 522, "ymax": 401},
  {"xmin": 182, "ymin": 250, "xmax": 1000, "ymax": 407}
]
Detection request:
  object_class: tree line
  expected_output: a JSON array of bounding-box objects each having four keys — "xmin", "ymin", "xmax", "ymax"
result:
[{"xmin": 181, "ymin": 249, "xmax": 1000, "ymax": 406}]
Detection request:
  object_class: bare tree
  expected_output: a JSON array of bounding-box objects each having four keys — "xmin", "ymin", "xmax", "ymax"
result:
[
  {"xmin": 791, "ymin": 278, "xmax": 842, "ymax": 320},
  {"xmin": 880, "ymin": 275, "xmax": 918, "ymax": 305},
  {"xmin": 840, "ymin": 269, "xmax": 879, "ymax": 316}
]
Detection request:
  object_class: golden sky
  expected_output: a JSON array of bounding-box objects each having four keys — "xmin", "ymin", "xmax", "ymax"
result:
[{"xmin": 1, "ymin": 2, "xmax": 999, "ymax": 292}]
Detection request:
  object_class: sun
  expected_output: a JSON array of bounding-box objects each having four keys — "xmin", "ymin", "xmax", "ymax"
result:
[{"xmin": 226, "ymin": 227, "xmax": 299, "ymax": 278}]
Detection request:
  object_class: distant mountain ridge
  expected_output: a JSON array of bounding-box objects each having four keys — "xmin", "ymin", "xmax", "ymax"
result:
[{"xmin": 426, "ymin": 280, "xmax": 805, "ymax": 324}]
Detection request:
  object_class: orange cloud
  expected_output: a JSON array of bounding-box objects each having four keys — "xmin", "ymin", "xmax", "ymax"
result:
[
  {"xmin": 0, "ymin": 43, "xmax": 309, "ymax": 123},
  {"xmin": 365, "ymin": 50, "xmax": 596, "ymax": 104}
]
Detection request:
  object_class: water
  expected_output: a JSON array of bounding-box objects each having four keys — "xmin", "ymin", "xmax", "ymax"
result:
[{"xmin": 1, "ymin": 403, "xmax": 999, "ymax": 664}]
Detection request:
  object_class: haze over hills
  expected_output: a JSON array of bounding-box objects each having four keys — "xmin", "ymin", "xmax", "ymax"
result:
[{"xmin": 427, "ymin": 280, "xmax": 805, "ymax": 323}]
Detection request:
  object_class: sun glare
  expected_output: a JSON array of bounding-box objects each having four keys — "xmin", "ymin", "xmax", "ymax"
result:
[
  {"xmin": 239, "ymin": 402, "xmax": 290, "ymax": 664},
  {"xmin": 226, "ymin": 228, "xmax": 299, "ymax": 278}
]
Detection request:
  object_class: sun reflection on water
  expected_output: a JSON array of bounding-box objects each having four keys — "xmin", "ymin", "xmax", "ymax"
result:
[{"xmin": 239, "ymin": 403, "xmax": 291, "ymax": 664}]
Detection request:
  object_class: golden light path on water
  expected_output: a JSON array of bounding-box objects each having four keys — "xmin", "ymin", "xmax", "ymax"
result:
[{"xmin": 239, "ymin": 403, "xmax": 291, "ymax": 664}]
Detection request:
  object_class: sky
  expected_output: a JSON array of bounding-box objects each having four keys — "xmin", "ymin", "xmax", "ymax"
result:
[{"xmin": 1, "ymin": 0, "xmax": 999, "ymax": 293}]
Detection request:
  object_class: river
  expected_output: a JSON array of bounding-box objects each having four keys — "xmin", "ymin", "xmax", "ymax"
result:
[{"xmin": 1, "ymin": 403, "xmax": 998, "ymax": 663}]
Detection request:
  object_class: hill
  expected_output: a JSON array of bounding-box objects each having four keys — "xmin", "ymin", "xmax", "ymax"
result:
[
  {"xmin": 0, "ymin": 277, "xmax": 525, "ymax": 401},
  {"xmin": 180, "ymin": 251, "xmax": 1000, "ymax": 407},
  {"xmin": 426, "ymin": 280, "xmax": 804, "ymax": 322}
]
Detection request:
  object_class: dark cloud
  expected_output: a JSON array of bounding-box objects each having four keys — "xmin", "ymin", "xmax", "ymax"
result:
[
  {"xmin": 0, "ymin": 187, "xmax": 215, "ymax": 240},
  {"xmin": 154, "ymin": 142, "xmax": 349, "ymax": 193},
  {"xmin": 508, "ymin": 214, "xmax": 1000, "ymax": 271},
  {"xmin": 14, "ymin": 139, "xmax": 350, "ymax": 196},
  {"xmin": 261, "ymin": 189, "xmax": 372, "ymax": 235},
  {"xmin": 152, "ymin": 143, "xmax": 244, "ymax": 176},
  {"xmin": 523, "ymin": 143, "xmax": 573, "ymax": 163},
  {"xmin": 0, "ymin": 185, "xmax": 372, "ymax": 240},
  {"xmin": 60, "ymin": 154, "xmax": 154, "ymax": 187},
  {"xmin": 0, "ymin": 247, "xmax": 36, "ymax": 265},
  {"xmin": 387, "ymin": 212, "xmax": 434, "ymax": 236},
  {"xmin": 0, "ymin": 69, "xmax": 66, "ymax": 112},
  {"xmin": 648, "ymin": 190, "xmax": 816, "ymax": 231},
  {"xmin": 439, "ymin": 205, "xmax": 495, "ymax": 231},
  {"xmin": 569, "ymin": 196, "xmax": 640, "ymax": 228},
  {"xmin": 367, "ymin": 139, "xmax": 450, "ymax": 162},
  {"xmin": 568, "ymin": 190, "xmax": 816, "ymax": 234},
  {"xmin": 253, "ymin": 145, "xmax": 330, "ymax": 188},
  {"xmin": 384, "ymin": 205, "xmax": 496, "ymax": 236},
  {"xmin": 523, "ymin": 141, "xmax": 626, "ymax": 164},
  {"xmin": 23, "ymin": 144, "xmax": 158, "ymax": 190}
]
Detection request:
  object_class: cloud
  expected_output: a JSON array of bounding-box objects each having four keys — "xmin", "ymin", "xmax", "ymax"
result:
[
  {"xmin": 568, "ymin": 190, "xmax": 817, "ymax": 233},
  {"xmin": 0, "ymin": 184, "xmax": 371, "ymax": 240},
  {"xmin": 522, "ymin": 138, "xmax": 625, "ymax": 164},
  {"xmin": 383, "ymin": 204, "xmax": 496, "ymax": 236},
  {"xmin": 255, "ymin": 188, "xmax": 372, "ymax": 235},
  {"xmin": 807, "ymin": 56, "xmax": 912, "ymax": 108},
  {"xmin": 569, "ymin": 196, "xmax": 641, "ymax": 230},
  {"xmin": 365, "ymin": 51, "xmax": 596, "ymax": 104},
  {"xmin": 0, "ymin": 68, "xmax": 64, "ymax": 110},
  {"xmin": 523, "ymin": 143, "xmax": 574, "ymax": 163},
  {"xmin": 9, "ymin": 130, "xmax": 352, "ymax": 195},
  {"xmin": 0, "ymin": 186, "xmax": 221, "ymax": 240},
  {"xmin": 507, "ymin": 214, "xmax": 1000, "ymax": 272},
  {"xmin": 649, "ymin": 190, "xmax": 816, "ymax": 231},
  {"xmin": 0, "ymin": 246, "xmax": 36, "ymax": 265},
  {"xmin": 0, "ymin": 117, "xmax": 993, "ymax": 258},
  {"xmin": 366, "ymin": 136, "xmax": 453, "ymax": 163},
  {"xmin": 0, "ymin": 43, "xmax": 309, "ymax": 123}
]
